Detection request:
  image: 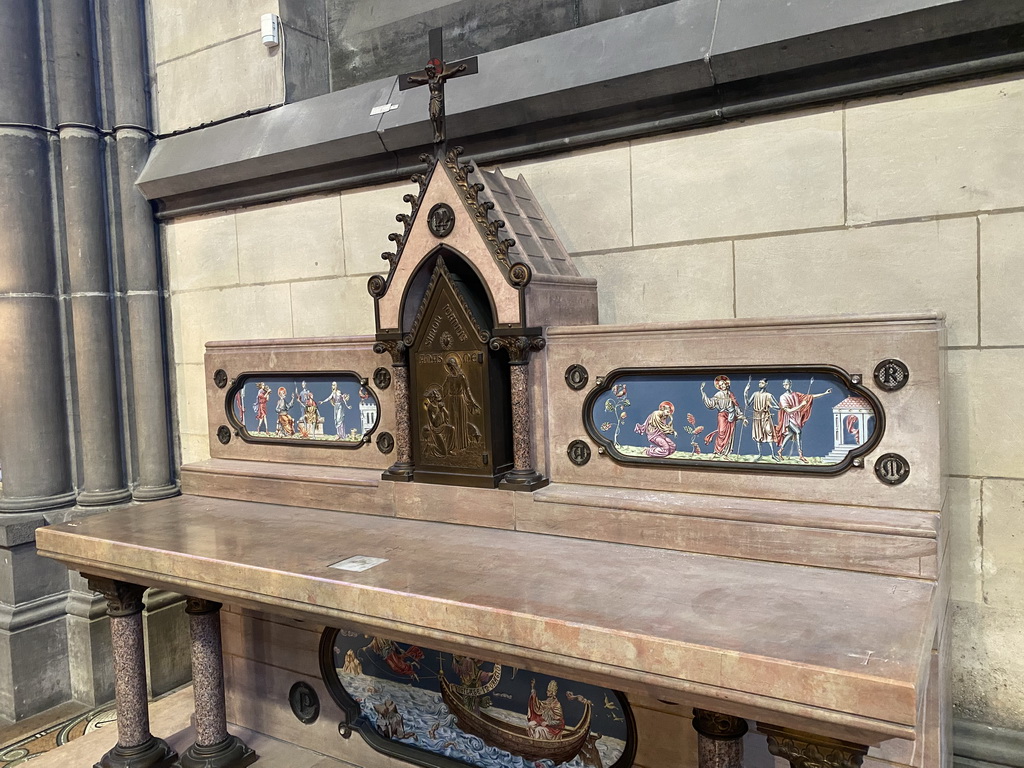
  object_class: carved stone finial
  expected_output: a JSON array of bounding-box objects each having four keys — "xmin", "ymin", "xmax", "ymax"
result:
[{"xmin": 757, "ymin": 724, "xmax": 868, "ymax": 768}]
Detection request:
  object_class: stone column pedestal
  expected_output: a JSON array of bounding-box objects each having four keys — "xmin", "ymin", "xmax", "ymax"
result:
[
  {"xmin": 87, "ymin": 577, "xmax": 177, "ymax": 768},
  {"xmin": 181, "ymin": 598, "xmax": 256, "ymax": 768},
  {"xmin": 758, "ymin": 723, "xmax": 869, "ymax": 768},
  {"xmin": 491, "ymin": 335, "xmax": 548, "ymax": 491},
  {"xmin": 375, "ymin": 341, "xmax": 414, "ymax": 481},
  {"xmin": 692, "ymin": 709, "xmax": 747, "ymax": 768}
]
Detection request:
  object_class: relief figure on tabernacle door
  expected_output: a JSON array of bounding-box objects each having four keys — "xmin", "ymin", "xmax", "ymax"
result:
[
  {"xmin": 421, "ymin": 385, "xmax": 455, "ymax": 457},
  {"xmin": 441, "ymin": 355, "xmax": 481, "ymax": 452}
]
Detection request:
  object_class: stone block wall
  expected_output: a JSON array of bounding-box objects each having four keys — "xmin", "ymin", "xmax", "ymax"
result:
[
  {"xmin": 162, "ymin": 70, "xmax": 1024, "ymax": 741},
  {"xmin": 148, "ymin": 0, "xmax": 329, "ymax": 133}
]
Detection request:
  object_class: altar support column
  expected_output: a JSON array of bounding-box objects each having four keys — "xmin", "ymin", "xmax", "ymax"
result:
[
  {"xmin": 490, "ymin": 335, "xmax": 548, "ymax": 491},
  {"xmin": 181, "ymin": 598, "xmax": 257, "ymax": 768},
  {"xmin": 758, "ymin": 724, "xmax": 868, "ymax": 768},
  {"xmin": 375, "ymin": 341, "xmax": 415, "ymax": 481},
  {"xmin": 692, "ymin": 709, "xmax": 747, "ymax": 768},
  {"xmin": 87, "ymin": 577, "xmax": 177, "ymax": 768}
]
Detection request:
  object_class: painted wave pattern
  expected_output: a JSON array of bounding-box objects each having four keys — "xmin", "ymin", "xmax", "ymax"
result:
[{"xmin": 339, "ymin": 672, "xmax": 626, "ymax": 768}]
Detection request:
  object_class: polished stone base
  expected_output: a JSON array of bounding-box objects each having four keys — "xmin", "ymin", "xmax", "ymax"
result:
[
  {"xmin": 94, "ymin": 736, "xmax": 177, "ymax": 768},
  {"xmin": 497, "ymin": 469, "xmax": 549, "ymax": 492},
  {"xmin": 0, "ymin": 491, "xmax": 77, "ymax": 513},
  {"xmin": 132, "ymin": 484, "xmax": 181, "ymax": 503},
  {"xmin": 180, "ymin": 735, "xmax": 257, "ymax": 768},
  {"xmin": 381, "ymin": 464, "xmax": 414, "ymax": 482},
  {"xmin": 77, "ymin": 488, "xmax": 134, "ymax": 507}
]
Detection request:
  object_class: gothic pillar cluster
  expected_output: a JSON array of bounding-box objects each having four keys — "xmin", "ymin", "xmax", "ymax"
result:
[{"xmin": 0, "ymin": 0, "xmax": 180, "ymax": 720}]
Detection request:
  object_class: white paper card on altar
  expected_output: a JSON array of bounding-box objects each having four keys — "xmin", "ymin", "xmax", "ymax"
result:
[{"xmin": 329, "ymin": 556, "xmax": 388, "ymax": 572}]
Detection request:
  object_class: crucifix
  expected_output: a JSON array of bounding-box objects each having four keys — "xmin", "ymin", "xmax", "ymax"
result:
[{"xmin": 399, "ymin": 27, "xmax": 479, "ymax": 149}]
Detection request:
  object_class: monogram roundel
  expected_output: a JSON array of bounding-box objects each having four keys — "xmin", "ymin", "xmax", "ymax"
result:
[
  {"xmin": 372, "ymin": 367, "xmax": 392, "ymax": 390},
  {"xmin": 567, "ymin": 439, "xmax": 592, "ymax": 466},
  {"xmin": 875, "ymin": 453, "xmax": 910, "ymax": 485},
  {"xmin": 874, "ymin": 359, "xmax": 909, "ymax": 392},
  {"xmin": 427, "ymin": 203, "xmax": 456, "ymax": 238}
]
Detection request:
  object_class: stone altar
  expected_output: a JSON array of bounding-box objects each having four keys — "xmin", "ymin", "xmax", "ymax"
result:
[{"xmin": 35, "ymin": 31, "xmax": 948, "ymax": 768}]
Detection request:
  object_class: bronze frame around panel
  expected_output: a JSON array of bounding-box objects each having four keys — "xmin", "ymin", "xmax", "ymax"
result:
[
  {"xmin": 318, "ymin": 627, "xmax": 637, "ymax": 768},
  {"xmin": 582, "ymin": 364, "xmax": 886, "ymax": 477},
  {"xmin": 223, "ymin": 370, "xmax": 380, "ymax": 450}
]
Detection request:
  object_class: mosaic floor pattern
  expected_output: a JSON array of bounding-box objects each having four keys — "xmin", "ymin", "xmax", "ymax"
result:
[{"xmin": 0, "ymin": 705, "xmax": 116, "ymax": 766}]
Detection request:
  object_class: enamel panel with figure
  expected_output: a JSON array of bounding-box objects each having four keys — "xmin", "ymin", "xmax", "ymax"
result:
[
  {"xmin": 585, "ymin": 367, "xmax": 882, "ymax": 474},
  {"xmin": 321, "ymin": 629, "xmax": 635, "ymax": 768},
  {"xmin": 226, "ymin": 373, "xmax": 379, "ymax": 445}
]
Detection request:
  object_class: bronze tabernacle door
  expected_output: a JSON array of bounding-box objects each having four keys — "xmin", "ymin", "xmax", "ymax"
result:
[{"xmin": 407, "ymin": 254, "xmax": 512, "ymax": 486}]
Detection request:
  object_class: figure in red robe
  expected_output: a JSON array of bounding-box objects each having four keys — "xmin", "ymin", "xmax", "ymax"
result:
[
  {"xmin": 366, "ymin": 637, "xmax": 424, "ymax": 679},
  {"xmin": 776, "ymin": 378, "xmax": 832, "ymax": 462},
  {"xmin": 700, "ymin": 376, "xmax": 748, "ymax": 456},
  {"xmin": 253, "ymin": 382, "xmax": 270, "ymax": 433},
  {"xmin": 527, "ymin": 679, "xmax": 565, "ymax": 740}
]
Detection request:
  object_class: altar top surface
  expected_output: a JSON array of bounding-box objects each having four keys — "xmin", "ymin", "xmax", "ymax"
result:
[{"xmin": 38, "ymin": 494, "xmax": 936, "ymax": 744}]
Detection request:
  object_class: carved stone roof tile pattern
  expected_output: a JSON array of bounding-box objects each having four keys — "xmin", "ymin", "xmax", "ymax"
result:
[{"xmin": 476, "ymin": 168, "xmax": 578, "ymax": 278}]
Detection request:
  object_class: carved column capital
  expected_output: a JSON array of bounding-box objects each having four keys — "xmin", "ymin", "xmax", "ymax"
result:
[
  {"xmin": 693, "ymin": 709, "xmax": 749, "ymax": 740},
  {"xmin": 488, "ymin": 335, "xmax": 545, "ymax": 365},
  {"xmin": 373, "ymin": 339, "xmax": 408, "ymax": 367},
  {"xmin": 86, "ymin": 575, "xmax": 146, "ymax": 617},
  {"xmin": 757, "ymin": 724, "xmax": 868, "ymax": 768},
  {"xmin": 184, "ymin": 597, "xmax": 222, "ymax": 615}
]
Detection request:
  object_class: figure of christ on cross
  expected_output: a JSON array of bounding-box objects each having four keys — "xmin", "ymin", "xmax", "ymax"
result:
[{"xmin": 400, "ymin": 27, "xmax": 479, "ymax": 147}]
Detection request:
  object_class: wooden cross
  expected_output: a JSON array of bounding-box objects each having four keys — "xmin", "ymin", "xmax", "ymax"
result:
[{"xmin": 399, "ymin": 27, "xmax": 479, "ymax": 148}]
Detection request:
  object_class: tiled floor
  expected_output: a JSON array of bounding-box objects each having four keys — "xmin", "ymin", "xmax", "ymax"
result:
[
  {"xmin": 12, "ymin": 688, "xmax": 347, "ymax": 768},
  {"xmin": 0, "ymin": 701, "xmax": 115, "ymax": 766}
]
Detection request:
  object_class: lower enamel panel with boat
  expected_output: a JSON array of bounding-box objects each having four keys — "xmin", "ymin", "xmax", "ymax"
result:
[{"xmin": 320, "ymin": 628, "xmax": 636, "ymax": 768}]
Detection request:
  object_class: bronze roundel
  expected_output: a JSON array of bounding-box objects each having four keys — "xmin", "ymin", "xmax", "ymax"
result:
[
  {"xmin": 216, "ymin": 425, "xmax": 231, "ymax": 445},
  {"xmin": 567, "ymin": 439, "xmax": 592, "ymax": 466},
  {"xmin": 372, "ymin": 367, "xmax": 392, "ymax": 390},
  {"xmin": 376, "ymin": 432, "xmax": 395, "ymax": 455},
  {"xmin": 875, "ymin": 453, "xmax": 910, "ymax": 485},
  {"xmin": 289, "ymin": 681, "xmax": 320, "ymax": 725},
  {"xmin": 213, "ymin": 369, "xmax": 228, "ymax": 389},
  {"xmin": 427, "ymin": 202, "xmax": 456, "ymax": 238},
  {"xmin": 565, "ymin": 364, "xmax": 589, "ymax": 391},
  {"xmin": 874, "ymin": 358, "xmax": 909, "ymax": 391}
]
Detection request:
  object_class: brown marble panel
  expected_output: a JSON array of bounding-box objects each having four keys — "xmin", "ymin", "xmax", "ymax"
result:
[
  {"xmin": 182, "ymin": 459, "xmax": 394, "ymax": 517},
  {"xmin": 543, "ymin": 314, "xmax": 945, "ymax": 512},
  {"xmin": 391, "ymin": 478, "xmax": 516, "ymax": 529},
  {"xmin": 37, "ymin": 496, "xmax": 935, "ymax": 741},
  {"xmin": 204, "ymin": 337, "xmax": 391, "ymax": 469},
  {"xmin": 515, "ymin": 495, "xmax": 937, "ymax": 579}
]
